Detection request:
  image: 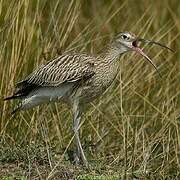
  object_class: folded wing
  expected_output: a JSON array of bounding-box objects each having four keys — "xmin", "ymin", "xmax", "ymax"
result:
[{"xmin": 5, "ymin": 54, "xmax": 95, "ymax": 100}]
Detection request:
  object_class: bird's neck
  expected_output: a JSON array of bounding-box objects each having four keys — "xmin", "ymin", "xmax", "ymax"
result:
[
  {"xmin": 94, "ymin": 43, "xmax": 126, "ymax": 89},
  {"xmin": 98, "ymin": 42, "xmax": 127, "ymax": 64}
]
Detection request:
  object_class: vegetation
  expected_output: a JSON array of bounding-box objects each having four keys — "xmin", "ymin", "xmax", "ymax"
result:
[{"xmin": 0, "ymin": 0, "xmax": 179, "ymax": 179}]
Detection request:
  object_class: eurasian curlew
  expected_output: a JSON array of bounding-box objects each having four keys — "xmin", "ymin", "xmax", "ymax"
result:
[{"xmin": 4, "ymin": 32, "xmax": 173, "ymax": 166}]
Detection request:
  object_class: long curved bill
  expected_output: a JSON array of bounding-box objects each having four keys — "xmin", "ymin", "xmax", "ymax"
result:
[
  {"xmin": 132, "ymin": 46, "xmax": 162, "ymax": 77},
  {"xmin": 132, "ymin": 38, "xmax": 174, "ymax": 77},
  {"xmin": 137, "ymin": 38, "xmax": 174, "ymax": 52}
]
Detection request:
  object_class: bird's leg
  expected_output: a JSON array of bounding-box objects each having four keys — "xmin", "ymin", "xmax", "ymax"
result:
[{"xmin": 72, "ymin": 101, "xmax": 88, "ymax": 167}]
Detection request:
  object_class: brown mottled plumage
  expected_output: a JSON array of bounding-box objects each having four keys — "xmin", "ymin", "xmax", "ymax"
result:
[{"xmin": 4, "ymin": 32, "xmax": 173, "ymax": 166}]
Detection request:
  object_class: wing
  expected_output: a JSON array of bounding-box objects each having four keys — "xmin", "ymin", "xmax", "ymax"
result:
[
  {"xmin": 18, "ymin": 54, "xmax": 95, "ymax": 86},
  {"xmin": 7, "ymin": 54, "xmax": 95, "ymax": 99}
]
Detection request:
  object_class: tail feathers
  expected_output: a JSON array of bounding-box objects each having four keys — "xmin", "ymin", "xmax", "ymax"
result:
[
  {"xmin": 4, "ymin": 93, "xmax": 23, "ymax": 115},
  {"xmin": 3, "ymin": 94, "xmax": 21, "ymax": 101}
]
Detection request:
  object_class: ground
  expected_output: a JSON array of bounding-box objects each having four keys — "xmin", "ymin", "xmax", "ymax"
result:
[{"xmin": 0, "ymin": 142, "xmax": 178, "ymax": 179}]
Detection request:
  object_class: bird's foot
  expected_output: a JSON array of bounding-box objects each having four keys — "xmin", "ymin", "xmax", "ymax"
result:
[
  {"xmin": 73, "ymin": 152, "xmax": 80, "ymax": 165},
  {"xmin": 73, "ymin": 152, "xmax": 89, "ymax": 168}
]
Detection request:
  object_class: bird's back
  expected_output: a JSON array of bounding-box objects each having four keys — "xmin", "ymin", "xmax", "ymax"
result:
[
  {"xmin": 10, "ymin": 54, "xmax": 95, "ymax": 97},
  {"xmin": 5, "ymin": 47, "xmax": 120, "ymax": 113}
]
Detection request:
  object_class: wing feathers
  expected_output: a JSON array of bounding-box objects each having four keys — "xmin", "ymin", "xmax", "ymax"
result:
[{"xmin": 9, "ymin": 54, "xmax": 95, "ymax": 98}]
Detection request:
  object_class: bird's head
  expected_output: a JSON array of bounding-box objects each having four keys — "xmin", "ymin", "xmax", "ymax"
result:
[
  {"xmin": 114, "ymin": 31, "xmax": 174, "ymax": 75},
  {"xmin": 115, "ymin": 32, "xmax": 137, "ymax": 51}
]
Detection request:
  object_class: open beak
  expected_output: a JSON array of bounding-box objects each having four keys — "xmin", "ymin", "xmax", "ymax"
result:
[
  {"xmin": 137, "ymin": 38, "xmax": 174, "ymax": 52},
  {"xmin": 132, "ymin": 38, "xmax": 174, "ymax": 77}
]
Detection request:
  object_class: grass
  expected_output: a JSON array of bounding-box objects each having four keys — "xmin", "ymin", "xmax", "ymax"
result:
[{"xmin": 0, "ymin": 0, "xmax": 180, "ymax": 179}]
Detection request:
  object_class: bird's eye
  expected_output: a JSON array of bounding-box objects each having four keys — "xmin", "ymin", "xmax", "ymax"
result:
[{"xmin": 121, "ymin": 34, "xmax": 130, "ymax": 40}]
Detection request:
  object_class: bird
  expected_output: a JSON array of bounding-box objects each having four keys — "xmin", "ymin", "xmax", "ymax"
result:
[{"xmin": 4, "ymin": 32, "xmax": 173, "ymax": 167}]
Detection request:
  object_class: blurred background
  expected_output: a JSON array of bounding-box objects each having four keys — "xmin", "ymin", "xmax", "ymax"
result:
[{"xmin": 0, "ymin": 0, "xmax": 179, "ymax": 178}]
